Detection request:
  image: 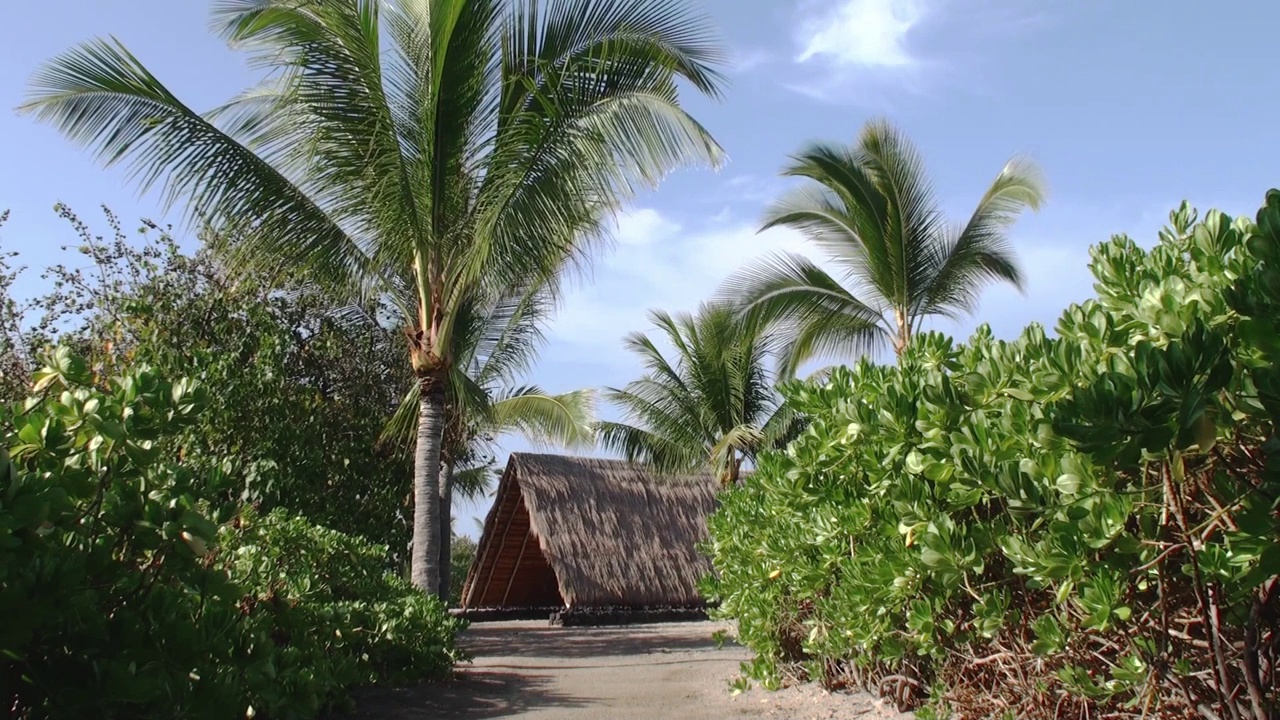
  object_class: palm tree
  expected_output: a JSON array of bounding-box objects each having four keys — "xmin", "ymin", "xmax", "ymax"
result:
[
  {"xmin": 23, "ymin": 0, "xmax": 724, "ymax": 595},
  {"xmin": 721, "ymin": 119, "xmax": 1044, "ymax": 376},
  {"xmin": 385, "ymin": 283, "xmax": 595, "ymax": 597},
  {"xmin": 597, "ymin": 304, "xmax": 795, "ymax": 486}
]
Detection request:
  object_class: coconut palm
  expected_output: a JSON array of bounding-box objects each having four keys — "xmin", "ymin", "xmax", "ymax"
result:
[
  {"xmin": 597, "ymin": 304, "xmax": 795, "ymax": 486},
  {"xmin": 384, "ymin": 283, "xmax": 595, "ymax": 597},
  {"xmin": 721, "ymin": 119, "xmax": 1044, "ymax": 376},
  {"xmin": 23, "ymin": 0, "xmax": 724, "ymax": 594}
]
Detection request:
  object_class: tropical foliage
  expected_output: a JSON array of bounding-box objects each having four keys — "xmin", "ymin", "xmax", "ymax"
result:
[
  {"xmin": 0, "ymin": 349, "xmax": 462, "ymax": 720},
  {"xmin": 704, "ymin": 194, "xmax": 1280, "ymax": 719},
  {"xmin": 22, "ymin": 0, "xmax": 726, "ymax": 594},
  {"xmin": 721, "ymin": 119, "xmax": 1044, "ymax": 374},
  {"xmin": 0, "ymin": 211, "xmax": 32, "ymax": 404},
  {"xmin": 2, "ymin": 206, "xmax": 416, "ymax": 563},
  {"xmin": 599, "ymin": 304, "xmax": 795, "ymax": 485}
]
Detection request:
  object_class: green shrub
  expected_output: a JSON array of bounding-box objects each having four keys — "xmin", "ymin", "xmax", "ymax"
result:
[
  {"xmin": 2, "ymin": 207, "xmax": 415, "ymax": 563},
  {"xmin": 704, "ymin": 193, "xmax": 1280, "ymax": 718},
  {"xmin": 0, "ymin": 351, "xmax": 463, "ymax": 719}
]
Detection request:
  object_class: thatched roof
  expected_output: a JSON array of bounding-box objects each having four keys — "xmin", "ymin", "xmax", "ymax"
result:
[{"xmin": 460, "ymin": 453, "xmax": 719, "ymax": 610}]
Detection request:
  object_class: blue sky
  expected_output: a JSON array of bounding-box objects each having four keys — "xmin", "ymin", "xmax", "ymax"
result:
[{"xmin": 2, "ymin": 0, "xmax": 1278, "ymax": 535}]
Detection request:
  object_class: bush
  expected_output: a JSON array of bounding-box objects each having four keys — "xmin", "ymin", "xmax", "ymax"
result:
[
  {"xmin": 0, "ymin": 350, "xmax": 463, "ymax": 719},
  {"xmin": 704, "ymin": 193, "xmax": 1280, "ymax": 718},
  {"xmin": 1, "ymin": 207, "xmax": 415, "ymax": 563}
]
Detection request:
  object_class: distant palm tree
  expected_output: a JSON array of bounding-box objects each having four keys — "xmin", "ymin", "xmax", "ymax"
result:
[
  {"xmin": 597, "ymin": 304, "xmax": 796, "ymax": 486},
  {"xmin": 23, "ymin": 0, "xmax": 724, "ymax": 595},
  {"xmin": 721, "ymin": 119, "xmax": 1044, "ymax": 375}
]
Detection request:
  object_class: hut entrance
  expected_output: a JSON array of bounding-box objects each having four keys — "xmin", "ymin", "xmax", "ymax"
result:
[{"xmin": 463, "ymin": 476, "xmax": 564, "ymax": 609}]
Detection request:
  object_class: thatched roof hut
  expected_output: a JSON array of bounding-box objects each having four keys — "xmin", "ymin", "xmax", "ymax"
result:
[{"xmin": 459, "ymin": 453, "xmax": 719, "ymax": 610}]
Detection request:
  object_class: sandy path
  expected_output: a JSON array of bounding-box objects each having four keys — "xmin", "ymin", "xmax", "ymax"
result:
[{"xmin": 335, "ymin": 620, "xmax": 909, "ymax": 720}]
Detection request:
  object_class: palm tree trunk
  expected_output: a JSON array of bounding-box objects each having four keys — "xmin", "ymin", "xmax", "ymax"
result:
[
  {"xmin": 437, "ymin": 461, "xmax": 455, "ymax": 601},
  {"xmin": 894, "ymin": 309, "xmax": 911, "ymax": 356},
  {"xmin": 410, "ymin": 376, "xmax": 446, "ymax": 594},
  {"xmin": 721, "ymin": 452, "xmax": 741, "ymax": 488}
]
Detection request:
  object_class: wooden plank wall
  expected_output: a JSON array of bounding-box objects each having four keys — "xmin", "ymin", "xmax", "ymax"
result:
[{"xmin": 462, "ymin": 478, "xmax": 563, "ymax": 609}]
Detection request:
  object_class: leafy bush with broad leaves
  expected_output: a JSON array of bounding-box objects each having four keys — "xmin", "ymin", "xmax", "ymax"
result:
[
  {"xmin": 704, "ymin": 193, "xmax": 1280, "ymax": 719},
  {"xmin": 1, "ymin": 206, "xmax": 414, "ymax": 564},
  {"xmin": 0, "ymin": 349, "xmax": 462, "ymax": 720}
]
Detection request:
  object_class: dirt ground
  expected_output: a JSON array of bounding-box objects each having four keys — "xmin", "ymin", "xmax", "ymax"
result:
[{"xmin": 334, "ymin": 620, "xmax": 911, "ymax": 720}]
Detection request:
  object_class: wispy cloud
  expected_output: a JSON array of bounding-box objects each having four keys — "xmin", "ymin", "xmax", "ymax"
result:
[
  {"xmin": 724, "ymin": 174, "xmax": 782, "ymax": 203},
  {"xmin": 610, "ymin": 207, "xmax": 680, "ymax": 247},
  {"xmin": 789, "ymin": 0, "xmax": 931, "ymax": 101},
  {"xmin": 544, "ymin": 208, "xmax": 822, "ymax": 371},
  {"xmin": 788, "ymin": 0, "xmax": 1048, "ymax": 104},
  {"xmin": 730, "ymin": 47, "xmax": 774, "ymax": 74},
  {"xmin": 796, "ymin": 0, "xmax": 926, "ymax": 69}
]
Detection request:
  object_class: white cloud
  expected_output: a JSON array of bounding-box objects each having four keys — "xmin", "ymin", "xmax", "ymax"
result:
[
  {"xmin": 787, "ymin": 0, "xmax": 1049, "ymax": 104},
  {"xmin": 788, "ymin": 0, "xmax": 933, "ymax": 102},
  {"xmin": 545, "ymin": 208, "xmax": 825, "ymax": 371},
  {"xmin": 709, "ymin": 206, "xmax": 735, "ymax": 225},
  {"xmin": 609, "ymin": 207, "xmax": 680, "ymax": 247},
  {"xmin": 714, "ymin": 174, "xmax": 782, "ymax": 205},
  {"xmin": 796, "ymin": 0, "xmax": 925, "ymax": 68}
]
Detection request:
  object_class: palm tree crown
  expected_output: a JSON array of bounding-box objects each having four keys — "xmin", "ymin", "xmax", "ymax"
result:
[
  {"xmin": 721, "ymin": 119, "xmax": 1045, "ymax": 375},
  {"xmin": 597, "ymin": 304, "xmax": 795, "ymax": 486},
  {"xmin": 23, "ymin": 0, "xmax": 725, "ymax": 595}
]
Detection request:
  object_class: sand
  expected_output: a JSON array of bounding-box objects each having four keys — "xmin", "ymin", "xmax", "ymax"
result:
[{"xmin": 333, "ymin": 620, "xmax": 911, "ymax": 719}]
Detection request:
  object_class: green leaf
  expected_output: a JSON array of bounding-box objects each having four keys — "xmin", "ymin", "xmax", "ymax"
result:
[
  {"xmin": 905, "ymin": 450, "xmax": 926, "ymax": 475},
  {"xmin": 1054, "ymin": 473, "xmax": 1081, "ymax": 495},
  {"xmin": 1002, "ymin": 387, "xmax": 1035, "ymax": 402}
]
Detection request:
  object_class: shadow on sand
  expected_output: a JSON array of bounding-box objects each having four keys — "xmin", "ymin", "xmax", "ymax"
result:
[
  {"xmin": 335, "ymin": 669, "xmax": 597, "ymax": 719},
  {"xmin": 327, "ymin": 623, "xmax": 741, "ymax": 719},
  {"xmin": 460, "ymin": 624, "xmax": 728, "ymax": 660}
]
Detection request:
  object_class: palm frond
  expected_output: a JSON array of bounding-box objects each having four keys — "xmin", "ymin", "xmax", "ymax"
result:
[
  {"xmin": 922, "ymin": 157, "xmax": 1045, "ymax": 318},
  {"xmin": 519, "ymin": 0, "xmax": 726, "ymax": 101},
  {"xmin": 604, "ymin": 382, "xmax": 708, "ymax": 451},
  {"xmin": 380, "ymin": 382, "xmax": 421, "ymax": 452},
  {"xmin": 215, "ymin": 0, "xmax": 425, "ymax": 270},
  {"xmin": 385, "ymin": 0, "xmax": 502, "ymax": 267},
  {"xmin": 719, "ymin": 252, "xmax": 887, "ymax": 374},
  {"xmin": 466, "ymin": 0, "xmax": 727, "ymax": 297},
  {"xmin": 766, "ymin": 141, "xmax": 890, "ymax": 286},
  {"xmin": 466, "ymin": 284, "xmax": 555, "ymax": 387},
  {"xmin": 751, "ymin": 119, "xmax": 1039, "ymax": 359},
  {"xmin": 759, "ymin": 402, "xmax": 804, "ymax": 452},
  {"xmin": 20, "ymin": 37, "xmax": 370, "ymax": 292},
  {"xmin": 602, "ymin": 300, "xmax": 785, "ymax": 478},
  {"xmin": 775, "ymin": 309, "xmax": 886, "ymax": 379},
  {"xmin": 595, "ymin": 420, "xmax": 706, "ymax": 476},
  {"xmin": 709, "ymin": 424, "xmax": 764, "ymax": 464},
  {"xmin": 451, "ymin": 464, "xmax": 495, "ymax": 501},
  {"xmin": 489, "ymin": 387, "xmax": 597, "ymax": 450},
  {"xmin": 855, "ymin": 119, "xmax": 946, "ymax": 313}
]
